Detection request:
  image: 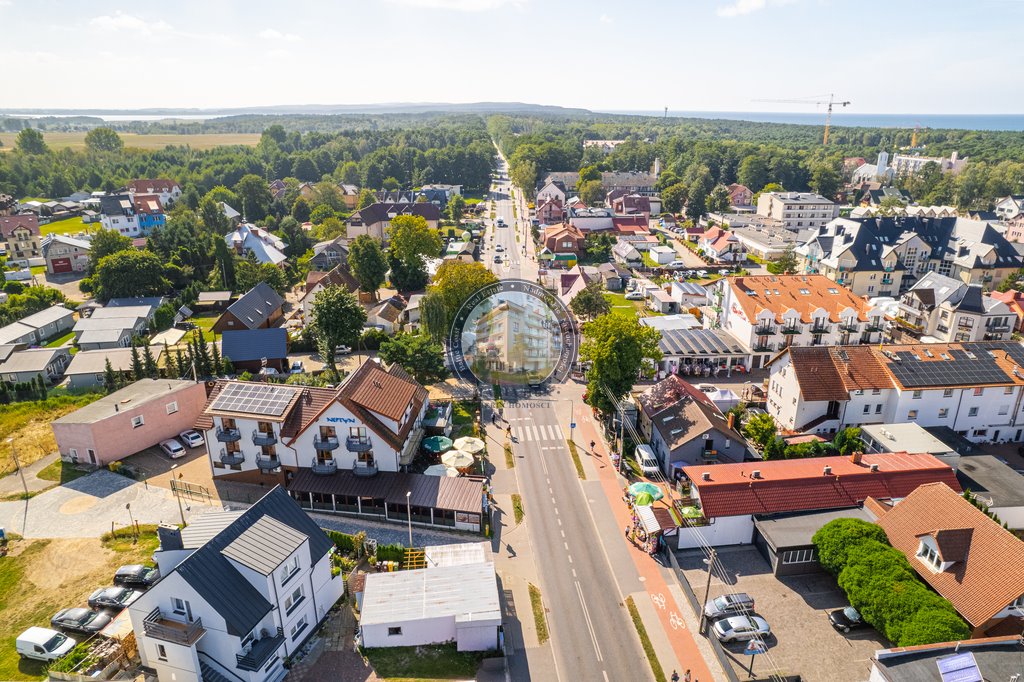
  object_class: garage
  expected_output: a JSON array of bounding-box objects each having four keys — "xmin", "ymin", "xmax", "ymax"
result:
[{"xmin": 50, "ymin": 257, "xmax": 72, "ymax": 274}]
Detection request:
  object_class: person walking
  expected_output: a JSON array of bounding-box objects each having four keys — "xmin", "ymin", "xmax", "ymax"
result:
[
  {"xmin": 684, "ymin": 669, "xmax": 691, "ymax": 682},
  {"xmin": 590, "ymin": 439, "xmax": 596, "ymax": 452},
  {"xmin": 671, "ymin": 671, "xmax": 679, "ymax": 682}
]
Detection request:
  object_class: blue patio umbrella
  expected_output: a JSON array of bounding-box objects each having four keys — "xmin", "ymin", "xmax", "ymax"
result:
[
  {"xmin": 628, "ymin": 482, "xmax": 665, "ymax": 501},
  {"xmin": 422, "ymin": 436, "xmax": 454, "ymax": 454}
]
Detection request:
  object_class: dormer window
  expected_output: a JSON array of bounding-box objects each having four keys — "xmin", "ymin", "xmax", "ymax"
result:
[{"xmin": 917, "ymin": 541, "xmax": 941, "ymax": 570}]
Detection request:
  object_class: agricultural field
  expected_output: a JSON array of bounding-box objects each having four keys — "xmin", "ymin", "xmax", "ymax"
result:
[{"xmin": 1, "ymin": 131, "xmax": 261, "ymax": 152}]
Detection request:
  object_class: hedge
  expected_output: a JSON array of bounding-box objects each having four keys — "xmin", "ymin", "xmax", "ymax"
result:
[
  {"xmin": 812, "ymin": 518, "xmax": 970, "ymax": 647},
  {"xmin": 376, "ymin": 543, "xmax": 406, "ymax": 563}
]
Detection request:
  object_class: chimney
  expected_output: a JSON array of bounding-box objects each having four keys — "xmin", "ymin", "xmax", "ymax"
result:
[
  {"xmin": 702, "ymin": 472, "xmax": 711, "ymax": 481},
  {"xmin": 727, "ymin": 413, "xmax": 736, "ymax": 430},
  {"xmin": 157, "ymin": 523, "xmax": 183, "ymax": 551},
  {"xmin": 870, "ymin": 463, "xmax": 880, "ymax": 472},
  {"xmin": 751, "ymin": 469, "xmax": 761, "ymax": 480},
  {"xmin": 850, "ymin": 451, "xmax": 863, "ymax": 465},
  {"xmin": 823, "ymin": 465, "xmax": 833, "ymax": 475}
]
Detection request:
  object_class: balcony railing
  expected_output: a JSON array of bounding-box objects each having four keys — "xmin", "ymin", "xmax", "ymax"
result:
[
  {"xmin": 353, "ymin": 461, "xmax": 379, "ymax": 477},
  {"xmin": 881, "ymin": 277, "xmax": 893, "ymax": 285},
  {"xmin": 311, "ymin": 458, "xmax": 337, "ymax": 475},
  {"xmin": 216, "ymin": 427, "xmax": 241, "ymax": 443},
  {"xmin": 753, "ymin": 343, "xmax": 774, "ymax": 353},
  {"xmin": 313, "ymin": 436, "xmax": 340, "ymax": 451},
  {"xmin": 143, "ymin": 608, "xmax": 205, "ymax": 646},
  {"xmin": 753, "ymin": 326, "xmax": 777, "ymax": 336},
  {"xmin": 252, "ymin": 429, "xmax": 277, "ymax": 446},
  {"xmin": 781, "ymin": 326, "xmax": 801, "ymax": 335},
  {"xmin": 256, "ymin": 455, "xmax": 281, "ymax": 471},
  {"xmin": 838, "ymin": 322, "xmax": 859, "ymax": 332},
  {"xmin": 236, "ymin": 628, "xmax": 284, "ymax": 672},
  {"xmin": 810, "ymin": 324, "xmax": 830, "ymax": 334},
  {"xmin": 345, "ymin": 435, "xmax": 372, "ymax": 453},
  {"xmin": 986, "ymin": 323, "xmax": 1012, "ymax": 333},
  {"xmin": 220, "ymin": 449, "xmax": 245, "ymax": 466}
]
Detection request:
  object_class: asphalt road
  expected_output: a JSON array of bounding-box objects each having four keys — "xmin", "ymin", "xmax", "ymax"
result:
[{"xmin": 490, "ymin": 153, "xmax": 651, "ymax": 681}]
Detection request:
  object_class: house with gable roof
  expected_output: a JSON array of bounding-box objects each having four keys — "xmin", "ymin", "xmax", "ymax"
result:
[
  {"xmin": 894, "ymin": 271, "xmax": 1014, "ymax": 343},
  {"xmin": 213, "ymin": 283, "xmax": 284, "ymax": 334}
]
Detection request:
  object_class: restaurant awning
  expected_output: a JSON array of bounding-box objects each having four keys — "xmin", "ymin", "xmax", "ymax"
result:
[
  {"xmin": 636, "ymin": 505, "xmax": 682, "ymax": 536},
  {"xmin": 289, "ymin": 469, "xmax": 484, "ymax": 514}
]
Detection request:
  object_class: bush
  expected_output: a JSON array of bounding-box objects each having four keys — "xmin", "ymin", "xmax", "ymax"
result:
[
  {"xmin": 376, "ymin": 543, "xmax": 406, "ymax": 563},
  {"xmin": 359, "ymin": 328, "xmax": 389, "ymax": 351},
  {"xmin": 325, "ymin": 529, "xmax": 357, "ymax": 554},
  {"xmin": 812, "ymin": 518, "xmax": 889, "ymax": 575}
]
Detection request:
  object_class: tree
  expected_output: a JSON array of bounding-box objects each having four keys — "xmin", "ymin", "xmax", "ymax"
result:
[
  {"xmin": 212, "ymin": 238, "xmax": 236, "ymax": 290},
  {"xmin": 94, "ymin": 251, "xmax": 170, "ymax": 300},
  {"xmin": 348, "ymin": 234, "xmax": 388, "ymax": 298},
  {"xmin": 570, "ymin": 281, "xmax": 611, "ymax": 320},
  {"xmin": 15, "ymin": 128, "xmax": 47, "ymax": 155},
  {"xmin": 661, "ymin": 182, "xmax": 688, "ymax": 214},
  {"xmin": 766, "ymin": 246, "xmax": 800, "ymax": 275},
  {"xmin": 234, "ymin": 174, "xmax": 272, "ymax": 221},
  {"xmin": 809, "ymin": 162, "xmax": 841, "ymax": 199},
  {"xmin": 357, "ymin": 188, "xmax": 377, "ymax": 209},
  {"xmin": 142, "ymin": 343, "xmax": 159, "ymax": 379},
  {"xmin": 812, "ymin": 518, "xmax": 890, "ymax": 576},
  {"xmin": 130, "ymin": 343, "xmax": 144, "ymax": 381},
  {"xmin": 684, "ymin": 163, "xmax": 714, "ymax": 221},
  {"xmin": 510, "ymin": 159, "xmax": 538, "ymax": 195},
  {"xmin": 832, "ymin": 427, "xmax": 864, "ymax": 457},
  {"xmin": 580, "ymin": 315, "xmax": 661, "ymax": 413},
  {"xmin": 429, "ymin": 260, "xmax": 498, "ymax": 323},
  {"xmin": 585, "ymin": 232, "xmax": 615, "ymax": 261},
  {"xmin": 87, "ymin": 229, "xmax": 133, "ymax": 274},
  {"xmin": 752, "ymin": 182, "xmax": 784, "ymax": 207},
  {"xmin": 234, "ymin": 259, "xmax": 287, "ymax": 295},
  {"xmin": 737, "ymin": 155, "xmax": 770, "ymax": 192},
  {"xmin": 291, "ymin": 197, "xmax": 311, "ymax": 223},
  {"xmin": 308, "ymin": 285, "xmax": 367, "ymax": 379},
  {"xmin": 876, "ymin": 195, "xmax": 906, "ymax": 217},
  {"xmin": 743, "ymin": 412, "xmax": 777, "ymax": 449},
  {"xmin": 200, "ymin": 196, "xmax": 230, "ymax": 234},
  {"xmin": 103, "ymin": 358, "xmax": 118, "ymax": 392},
  {"xmin": 420, "ymin": 293, "xmax": 449, "ymax": 345},
  {"xmin": 578, "ymin": 179, "xmax": 605, "ymax": 206},
  {"xmin": 706, "ymin": 184, "xmax": 732, "ymax": 214},
  {"xmin": 84, "ymin": 127, "xmax": 124, "ymax": 153},
  {"xmin": 578, "ymin": 165, "xmax": 601, "ymax": 186},
  {"xmin": 763, "ymin": 436, "xmax": 786, "ymax": 461},
  {"xmin": 447, "ymin": 194, "xmax": 466, "ymax": 226},
  {"xmin": 310, "ymin": 204, "xmax": 335, "ymax": 225},
  {"xmin": 388, "ymin": 214, "xmax": 441, "ymax": 291},
  {"xmin": 378, "ymin": 332, "xmax": 448, "ymax": 384}
]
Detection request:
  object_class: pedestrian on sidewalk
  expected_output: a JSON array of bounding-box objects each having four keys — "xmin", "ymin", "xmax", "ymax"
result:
[
  {"xmin": 671, "ymin": 672, "xmax": 679, "ymax": 682},
  {"xmin": 624, "ymin": 524, "xmax": 630, "ymax": 538},
  {"xmin": 491, "ymin": 413, "xmax": 496, "ymax": 425},
  {"xmin": 684, "ymin": 669, "xmax": 691, "ymax": 682}
]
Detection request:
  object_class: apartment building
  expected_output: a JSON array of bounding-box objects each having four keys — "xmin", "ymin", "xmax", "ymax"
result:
[
  {"xmin": 470, "ymin": 299, "xmax": 555, "ymax": 378},
  {"xmin": 711, "ymin": 274, "xmax": 885, "ymax": 369},
  {"xmin": 0, "ymin": 214, "xmax": 41, "ymax": 262},
  {"xmin": 894, "ymin": 272, "xmax": 1014, "ymax": 343},
  {"xmin": 798, "ymin": 216, "xmax": 1022, "ymax": 297},
  {"xmin": 128, "ymin": 487, "xmax": 343, "ymax": 682},
  {"xmin": 766, "ymin": 341, "xmax": 1024, "ymax": 443},
  {"xmin": 755, "ymin": 192, "xmax": 839, "ymax": 233},
  {"xmin": 890, "ymin": 151, "xmax": 967, "ymax": 176}
]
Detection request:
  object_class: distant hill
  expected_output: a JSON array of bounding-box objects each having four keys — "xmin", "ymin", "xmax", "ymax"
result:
[{"xmin": 0, "ymin": 102, "xmax": 591, "ymax": 117}]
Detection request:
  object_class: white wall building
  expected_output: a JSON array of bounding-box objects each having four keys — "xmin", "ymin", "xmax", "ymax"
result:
[
  {"xmin": 895, "ymin": 271, "xmax": 1014, "ymax": 343},
  {"xmin": 756, "ymin": 192, "xmax": 839, "ymax": 233}
]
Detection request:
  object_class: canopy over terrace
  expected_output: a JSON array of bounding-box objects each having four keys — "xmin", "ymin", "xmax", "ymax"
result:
[
  {"xmin": 656, "ymin": 328, "xmax": 751, "ymax": 378},
  {"xmin": 289, "ymin": 469, "xmax": 487, "ymax": 532}
]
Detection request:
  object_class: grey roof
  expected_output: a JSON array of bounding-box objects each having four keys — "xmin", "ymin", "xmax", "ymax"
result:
[
  {"xmin": 172, "ymin": 487, "xmax": 334, "ymax": 636},
  {"xmin": 0, "ymin": 348, "xmax": 67, "ymax": 374},
  {"xmin": 658, "ymin": 328, "xmax": 749, "ymax": 357},
  {"xmin": 221, "ymin": 516, "xmax": 308, "ymax": 575},
  {"xmin": 361, "ymin": 562, "xmax": 500, "ymax": 627},
  {"xmin": 180, "ymin": 511, "xmax": 245, "ymax": 549},
  {"xmin": 19, "ymin": 305, "xmax": 74, "ymax": 329},
  {"xmin": 0, "ymin": 345, "xmax": 20, "ymax": 363},
  {"xmin": 54, "ymin": 379, "xmax": 194, "ymax": 424},
  {"xmin": 223, "ymin": 283, "xmax": 284, "ymax": 330},
  {"xmin": 66, "ymin": 348, "xmax": 156, "ymax": 375},
  {"xmin": 753, "ymin": 507, "xmax": 874, "ymax": 550},
  {"xmin": 197, "ymin": 291, "xmax": 232, "ymax": 303},
  {"xmin": 74, "ymin": 316, "xmax": 144, "ymax": 333},
  {"xmin": 77, "ymin": 328, "xmax": 132, "ymax": 345},
  {"xmin": 221, "ymin": 328, "xmax": 287, "ymax": 363},
  {"xmin": 106, "ymin": 297, "xmax": 166, "ymax": 310},
  {"xmin": 91, "ymin": 305, "xmax": 154, "ymax": 320},
  {"xmin": 871, "ymin": 638, "xmax": 1024, "ymax": 682},
  {"xmin": 0, "ymin": 322, "xmax": 36, "ymax": 345},
  {"xmin": 953, "ymin": 455, "xmax": 1024, "ymax": 508}
]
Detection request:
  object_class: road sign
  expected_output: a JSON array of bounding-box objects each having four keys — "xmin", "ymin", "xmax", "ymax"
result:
[
  {"xmin": 570, "ymin": 422, "xmax": 576, "ymax": 429},
  {"xmin": 744, "ymin": 640, "xmax": 767, "ymax": 656}
]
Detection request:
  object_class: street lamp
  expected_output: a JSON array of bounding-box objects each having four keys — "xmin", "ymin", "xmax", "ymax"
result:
[
  {"xmin": 125, "ymin": 503, "xmax": 137, "ymax": 541},
  {"xmin": 698, "ymin": 548, "xmax": 718, "ymax": 634},
  {"xmin": 175, "ymin": 472, "xmax": 186, "ymax": 527},
  {"xmin": 405, "ymin": 491, "xmax": 413, "ymax": 548}
]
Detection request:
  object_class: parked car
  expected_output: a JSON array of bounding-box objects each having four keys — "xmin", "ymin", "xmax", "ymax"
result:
[
  {"xmin": 711, "ymin": 615, "xmax": 771, "ymax": 643},
  {"xmin": 159, "ymin": 439, "xmax": 186, "ymax": 459},
  {"xmin": 50, "ymin": 608, "xmax": 113, "ymax": 635},
  {"xmin": 494, "ymin": 255, "xmax": 503, "ymax": 263},
  {"xmin": 495, "ymin": 244, "xmax": 504, "ymax": 252},
  {"xmin": 704, "ymin": 593, "xmax": 755, "ymax": 619},
  {"xmin": 16, "ymin": 627, "xmax": 75, "ymax": 662},
  {"xmin": 289, "ymin": 360, "xmax": 305, "ymax": 374},
  {"xmin": 635, "ymin": 444, "xmax": 660, "ymax": 476},
  {"xmin": 829, "ymin": 606, "xmax": 867, "ymax": 633},
  {"xmin": 88, "ymin": 586, "xmax": 140, "ymax": 612},
  {"xmin": 668, "ymin": 260, "xmax": 686, "ymax": 269},
  {"xmin": 258, "ymin": 367, "xmax": 278, "ymax": 376},
  {"xmin": 335, "ymin": 345, "xmax": 352, "ymax": 356},
  {"xmin": 624, "ymin": 290, "xmax": 645, "ymax": 301},
  {"xmin": 113, "ymin": 564, "xmax": 160, "ymax": 588},
  {"xmin": 178, "ymin": 430, "xmax": 204, "ymax": 448}
]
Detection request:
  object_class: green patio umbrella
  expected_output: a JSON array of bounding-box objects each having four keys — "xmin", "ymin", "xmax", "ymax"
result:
[
  {"xmin": 633, "ymin": 491, "xmax": 654, "ymax": 506},
  {"xmin": 422, "ymin": 436, "xmax": 453, "ymax": 454},
  {"xmin": 629, "ymin": 482, "xmax": 665, "ymax": 501}
]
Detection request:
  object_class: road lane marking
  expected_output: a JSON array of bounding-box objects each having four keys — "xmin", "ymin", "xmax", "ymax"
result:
[
  {"xmin": 567, "ymin": 555, "xmax": 572, "ymax": 563},
  {"xmin": 557, "ymin": 518, "xmax": 562, "ymax": 526},
  {"xmin": 575, "ymin": 580, "xmax": 603, "ymax": 662},
  {"xmin": 560, "ymin": 529, "xmax": 565, "ymax": 538},
  {"xmin": 564, "ymin": 541, "xmax": 569, "ymax": 550},
  {"xmin": 572, "ymin": 568, "xmax": 577, "ymax": 577}
]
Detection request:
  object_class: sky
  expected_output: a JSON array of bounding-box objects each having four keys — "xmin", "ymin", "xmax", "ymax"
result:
[{"xmin": 3, "ymin": 0, "xmax": 1023, "ymax": 113}]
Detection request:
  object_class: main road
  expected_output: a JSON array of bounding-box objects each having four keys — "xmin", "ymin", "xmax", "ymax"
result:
[{"xmin": 485, "ymin": 155, "xmax": 653, "ymax": 682}]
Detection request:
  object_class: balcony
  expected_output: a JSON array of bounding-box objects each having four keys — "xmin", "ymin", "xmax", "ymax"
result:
[
  {"xmin": 236, "ymin": 628, "xmax": 284, "ymax": 672},
  {"xmin": 252, "ymin": 429, "xmax": 277, "ymax": 446},
  {"xmin": 753, "ymin": 326, "xmax": 777, "ymax": 336},
  {"xmin": 220, "ymin": 449, "xmax": 245, "ymax": 466},
  {"xmin": 864, "ymin": 322, "xmax": 885, "ymax": 332},
  {"xmin": 143, "ymin": 608, "xmax": 205, "ymax": 646},
  {"xmin": 986, "ymin": 323, "xmax": 1012, "ymax": 333},
  {"xmin": 353, "ymin": 461, "xmax": 379, "ymax": 477},
  {"xmin": 881, "ymin": 277, "xmax": 893, "ymax": 285},
  {"xmin": 810, "ymin": 324, "xmax": 830, "ymax": 334},
  {"xmin": 753, "ymin": 343, "xmax": 774, "ymax": 353},
  {"xmin": 216, "ymin": 427, "xmax": 241, "ymax": 443},
  {"xmin": 838, "ymin": 322, "xmax": 859, "ymax": 332},
  {"xmin": 345, "ymin": 435, "xmax": 372, "ymax": 453},
  {"xmin": 313, "ymin": 435, "xmax": 340, "ymax": 451},
  {"xmin": 255, "ymin": 455, "xmax": 281, "ymax": 471},
  {"xmin": 311, "ymin": 458, "xmax": 337, "ymax": 475},
  {"xmin": 781, "ymin": 326, "xmax": 801, "ymax": 335}
]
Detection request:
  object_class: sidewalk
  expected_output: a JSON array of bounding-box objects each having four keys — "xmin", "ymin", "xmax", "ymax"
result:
[
  {"xmin": 0, "ymin": 453, "xmax": 60, "ymax": 496},
  {"xmin": 569, "ymin": 398, "xmax": 721, "ymax": 682}
]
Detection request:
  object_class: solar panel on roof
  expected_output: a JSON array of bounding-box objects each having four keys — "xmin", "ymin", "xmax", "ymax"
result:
[{"xmin": 210, "ymin": 383, "xmax": 298, "ymax": 417}]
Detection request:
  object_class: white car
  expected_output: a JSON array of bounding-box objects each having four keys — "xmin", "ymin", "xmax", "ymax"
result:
[
  {"xmin": 635, "ymin": 444, "xmax": 660, "ymax": 476},
  {"xmin": 335, "ymin": 345, "xmax": 352, "ymax": 356},
  {"xmin": 258, "ymin": 367, "xmax": 278, "ymax": 376},
  {"xmin": 712, "ymin": 615, "xmax": 771, "ymax": 643},
  {"xmin": 16, "ymin": 627, "xmax": 75, "ymax": 662},
  {"xmin": 290, "ymin": 360, "xmax": 305, "ymax": 374},
  {"xmin": 178, "ymin": 430, "xmax": 205, "ymax": 448},
  {"xmin": 668, "ymin": 260, "xmax": 686, "ymax": 269},
  {"xmin": 495, "ymin": 244, "xmax": 504, "ymax": 252},
  {"xmin": 624, "ymin": 291, "xmax": 645, "ymax": 301},
  {"xmin": 159, "ymin": 439, "xmax": 186, "ymax": 459}
]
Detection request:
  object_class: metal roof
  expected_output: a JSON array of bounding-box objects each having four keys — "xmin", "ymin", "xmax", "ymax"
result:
[
  {"xmin": 360, "ymin": 562, "xmax": 500, "ymax": 627},
  {"xmin": 53, "ymin": 379, "xmax": 195, "ymax": 425},
  {"xmin": 658, "ymin": 328, "xmax": 748, "ymax": 357},
  {"xmin": 18, "ymin": 305, "xmax": 74, "ymax": 329},
  {"xmin": 221, "ymin": 516, "xmax": 308, "ymax": 576},
  {"xmin": 288, "ymin": 469, "xmax": 484, "ymax": 514},
  {"xmin": 220, "ymin": 328, "xmax": 288, "ymax": 363},
  {"xmin": 222, "ymin": 283, "xmax": 284, "ymax": 330}
]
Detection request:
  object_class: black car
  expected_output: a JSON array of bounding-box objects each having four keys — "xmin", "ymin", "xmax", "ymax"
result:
[
  {"xmin": 87, "ymin": 586, "xmax": 140, "ymax": 611},
  {"xmin": 829, "ymin": 606, "xmax": 867, "ymax": 633},
  {"xmin": 51, "ymin": 607, "xmax": 113, "ymax": 635},
  {"xmin": 113, "ymin": 564, "xmax": 160, "ymax": 588}
]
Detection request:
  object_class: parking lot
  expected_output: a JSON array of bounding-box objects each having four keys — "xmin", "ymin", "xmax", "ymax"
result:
[{"xmin": 676, "ymin": 547, "xmax": 887, "ymax": 682}]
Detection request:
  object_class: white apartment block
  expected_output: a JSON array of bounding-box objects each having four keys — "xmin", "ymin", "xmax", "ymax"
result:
[
  {"xmin": 767, "ymin": 342, "xmax": 1024, "ymax": 443},
  {"xmin": 895, "ymin": 272, "xmax": 1014, "ymax": 343},
  {"xmin": 756, "ymin": 192, "xmax": 839, "ymax": 233},
  {"xmin": 128, "ymin": 487, "xmax": 343, "ymax": 682}
]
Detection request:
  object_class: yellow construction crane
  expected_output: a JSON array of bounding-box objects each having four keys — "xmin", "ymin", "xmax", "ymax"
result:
[{"xmin": 753, "ymin": 94, "xmax": 851, "ymax": 145}]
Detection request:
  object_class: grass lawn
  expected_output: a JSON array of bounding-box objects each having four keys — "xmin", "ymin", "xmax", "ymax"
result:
[
  {"xmin": 41, "ymin": 215, "xmax": 93, "ymax": 236},
  {"xmin": 35, "ymin": 459, "xmax": 90, "ymax": 485},
  {"xmin": 566, "ymin": 440, "xmax": 586, "ymax": 480},
  {"xmin": 512, "ymin": 493, "xmax": 524, "ymax": 524},
  {"xmin": 44, "ymin": 331, "xmax": 74, "ymax": 349},
  {"xmin": 604, "ymin": 292, "xmax": 646, "ymax": 319},
  {"xmin": 361, "ymin": 644, "xmax": 489, "ymax": 681},
  {"xmin": 0, "ymin": 395, "xmax": 103, "ymax": 471},
  {"xmin": 0, "ymin": 529, "xmax": 159, "ymax": 680}
]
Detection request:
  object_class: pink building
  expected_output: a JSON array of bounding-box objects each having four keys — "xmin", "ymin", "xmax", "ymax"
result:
[
  {"xmin": 727, "ymin": 183, "xmax": 753, "ymax": 207},
  {"xmin": 52, "ymin": 379, "xmax": 208, "ymax": 466}
]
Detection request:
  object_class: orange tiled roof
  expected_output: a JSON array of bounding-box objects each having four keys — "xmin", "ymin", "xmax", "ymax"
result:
[
  {"xmin": 873, "ymin": 482, "xmax": 1024, "ymax": 627},
  {"xmin": 729, "ymin": 274, "xmax": 874, "ymax": 324}
]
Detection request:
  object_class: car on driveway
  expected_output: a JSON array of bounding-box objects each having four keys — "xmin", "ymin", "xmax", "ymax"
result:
[
  {"xmin": 178, "ymin": 430, "xmax": 204, "ymax": 448},
  {"xmin": 16, "ymin": 627, "xmax": 75, "ymax": 662},
  {"xmin": 113, "ymin": 564, "xmax": 160, "ymax": 588},
  {"xmin": 289, "ymin": 360, "xmax": 305, "ymax": 374},
  {"xmin": 87, "ymin": 586, "xmax": 141, "ymax": 612},
  {"xmin": 159, "ymin": 438, "xmax": 186, "ymax": 459},
  {"xmin": 625, "ymin": 290, "xmax": 645, "ymax": 301},
  {"xmin": 50, "ymin": 608, "xmax": 112, "ymax": 635},
  {"xmin": 704, "ymin": 593, "xmax": 755, "ymax": 619},
  {"xmin": 712, "ymin": 615, "xmax": 771, "ymax": 643},
  {"xmin": 828, "ymin": 606, "xmax": 867, "ymax": 633}
]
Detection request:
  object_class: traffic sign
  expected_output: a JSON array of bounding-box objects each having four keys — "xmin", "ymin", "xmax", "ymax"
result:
[
  {"xmin": 744, "ymin": 640, "xmax": 767, "ymax": 656},
  {"xmin": 570, "ymin": 422, "xmax": 576, "ymax": 429}
]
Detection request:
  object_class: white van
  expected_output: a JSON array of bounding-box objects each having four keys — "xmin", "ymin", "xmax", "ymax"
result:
[
  {"xmin": 635, "ymin": 444, "xmax": 661, "ymax": 477},
  {"xmin": 17, "ymin": 627, "xmax": 76, "ymax": 662}
]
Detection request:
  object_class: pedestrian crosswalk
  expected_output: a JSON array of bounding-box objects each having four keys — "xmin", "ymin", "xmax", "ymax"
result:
[{"xmin": 512, "ymin": 423, "xmax": 565, "ymax": 443}]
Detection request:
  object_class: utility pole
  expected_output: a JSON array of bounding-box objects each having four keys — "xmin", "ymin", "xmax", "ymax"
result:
[
  {"xmin": 698, "ymin": 548, "xmax": 717, "ymax": 634},
  {"xmin": 405, "ymin": 491, "xmax": 413, "ymax": 548},
  {"xmin": 6, "ymin": 438, "xmax": 28, "ymax": 500}
]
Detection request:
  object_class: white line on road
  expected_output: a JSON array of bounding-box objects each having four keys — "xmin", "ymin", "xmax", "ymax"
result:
[
  {"xmin": 560, "ymin": 529, "xmax": 565, "ymax": 538},
  {"xmin": 572, "ymin": 568, "xmax": 577, "ymax": 578},
  {"xmin": 563, "ymin": 542, "xmax": 569, "ymax": 550},
  {"xmin": 557, "ymin": 518, "xmax": 562, "ymax": 526},
  {"xmin": 602, "ymin": 672, "xmax": 609, "ymax": 682},
  {"xmin": 551, "ymin": 496, "xmax": 556, "ymax": 504},
  {"xmin": 575, "ymin": 580, "xmax": 603, "ymax": 662},
  {"xmin": 567, "ymin": 555, "xmax": 572, "ymax": 563}
]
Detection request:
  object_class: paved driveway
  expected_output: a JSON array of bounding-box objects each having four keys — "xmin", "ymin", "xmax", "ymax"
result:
[
  {"xmin": 0, "ymin": 469, "xmax": 220, "ymax": 538},
  {"xmin": 676, "ymin": 547, "xmax": 887, "ymax": 682}
]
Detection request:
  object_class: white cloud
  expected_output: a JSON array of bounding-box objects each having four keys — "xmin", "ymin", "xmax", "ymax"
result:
[
  {"xmin": 0, "ymin": 1, "xmax": 13, "ymax": 7},
  {"xmin": 259, "ymin": 28, "xmax": 300, "ymax": 42},
  {"xmin": 89, "ymin": 11, "xmax": 173, "ymax": 36},
  {"xmin": 599, "ymin": 13, "xmax": 613, "ymax": 24},
  {"xmin": 385, "ymin": 0, "xmax": 524, "ymax": 11},
  {"xmin": 717, "ymin": 0, "xmax": 796, "ymax": 18}
]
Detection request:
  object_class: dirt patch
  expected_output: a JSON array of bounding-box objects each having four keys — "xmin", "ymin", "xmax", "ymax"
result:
[
  {"xmin": 58, "ymin": 495, "xmax": 98, "ymax": 515},
  {"xmin": 24, "ymin": 538, "xmax": 114, "ymax": 592}
]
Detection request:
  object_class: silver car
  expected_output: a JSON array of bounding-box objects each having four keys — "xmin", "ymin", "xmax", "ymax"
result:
[
  {"xmin": 712, "ymin": 615, "xmax": 771, "ymax": 643},
  {"xmin": 704, "ymin": 592, "xmax": 755, "ymax": 619}
]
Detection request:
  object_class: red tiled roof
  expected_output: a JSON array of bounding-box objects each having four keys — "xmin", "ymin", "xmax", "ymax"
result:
[
  {"xmin": 729, "ymin": 274, "xmax": 875, "ymax": 324},
  {"xmin": 684, "ymin": 452, "xmax": 960, "ymax": 519},
  {"xmin": 133, "ymin": 194, "xmax": 163, "ymax": 215},
  {"xmin": 772, "ymin": 345, "xmax": 894, "ymax": 402},
  {"xmin": 128, "ymin": 178, "xmax": 178, "ymax": 193},
  {"xmin": 874, "ymin": 482, "xmax": 1024, "ymax": 627},
  {"xmin": 0, "ymin": 214, "xmax": 39, "ymax": 238}
]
